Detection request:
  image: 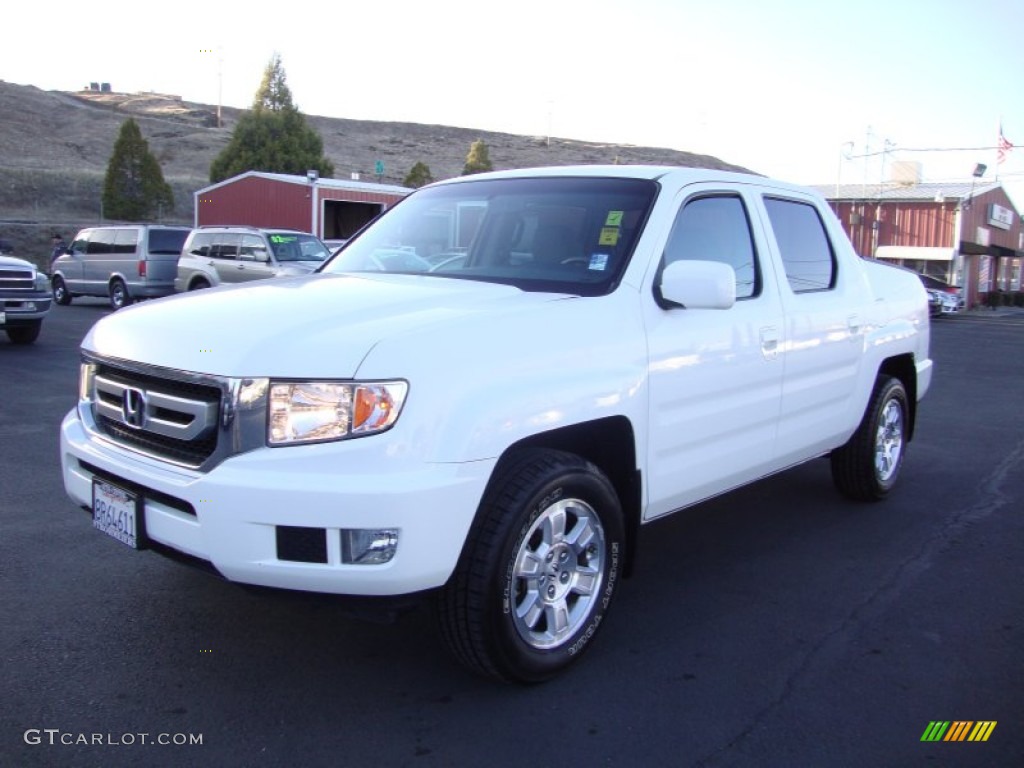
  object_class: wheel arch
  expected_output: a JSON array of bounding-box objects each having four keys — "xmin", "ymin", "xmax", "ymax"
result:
[
  {"xmin": 486, "ymin": 416, "xmax": 641, "ymax": 577},
  {"xmin": 877, "ymin": 353, "xmax": 917, "ymax": 441}
]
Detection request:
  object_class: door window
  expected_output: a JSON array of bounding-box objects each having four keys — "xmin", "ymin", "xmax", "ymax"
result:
[{"xmin": 661, "ymin": 195, "xmax": 760, "ymax": 299}]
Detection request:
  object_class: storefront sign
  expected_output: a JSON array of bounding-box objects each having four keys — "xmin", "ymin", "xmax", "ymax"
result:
[{"xmin": 987, "ymin": 203, "xmax": 1014, "ymax": 231}]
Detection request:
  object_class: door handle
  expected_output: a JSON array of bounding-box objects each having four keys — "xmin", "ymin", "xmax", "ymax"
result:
[
  {"xmin": 760, "ymin": 326, "xmax": 780, "ymax": 360},
  {"xmin": 847, "ymin": 314, "xmax": 861, "ymax": 339}
]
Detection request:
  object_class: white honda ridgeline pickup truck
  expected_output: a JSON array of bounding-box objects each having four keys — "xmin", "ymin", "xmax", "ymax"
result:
[{"xmin": 61, "ymin": 166, "xmax": 933, "ymax": 682}]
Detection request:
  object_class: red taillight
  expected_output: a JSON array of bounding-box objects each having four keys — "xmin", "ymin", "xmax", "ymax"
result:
[{"xmin": 138, "ymin": 260, "xmax": 146, "ymax": 277}]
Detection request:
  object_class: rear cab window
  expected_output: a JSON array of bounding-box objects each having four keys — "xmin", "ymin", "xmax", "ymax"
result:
[{"xmin": 762, "ymin": 197, "xmax": 836, "ymax": 293}]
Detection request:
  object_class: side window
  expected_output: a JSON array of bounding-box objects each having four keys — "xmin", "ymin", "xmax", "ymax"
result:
[
  {"xmin": 70, "ymin": 232, "xmax": 90, "ymax": 255},
  {"xmin": 209, "ymin": 235, "xmax": 240, "ymax": 260},
  {"xmin": 763, "ymin": 197, "xmax": 836, "ymax": 293},
  {"xmin": 86, "ymin": 229, "xmax": 115, "ymax": 255},
  {"xmin": 662, "ymin": 195, "xmax": 759, "ymax": 299},
  {"xmin": 188, "ymin": 233, "xmax": 213, "ymax": 257},
  {"xmin": 114, "ymin": 229, "xmax": 139, "ymax": 255},
  {"xmin": 239, "ymin": 235, "xmax": 268, "ymax": 261}
]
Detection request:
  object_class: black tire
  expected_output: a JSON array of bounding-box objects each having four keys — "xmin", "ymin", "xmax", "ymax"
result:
[
  {"xmin": 831, "ymin": 376, "xmax": 909, "ymax": 501},
  {"xmin": 52, "ymin": 276, "xmax": 72, "ymax": 305},
  {"xmin": 109, "ymin": 279, "xmax": 132, "ymax": 310},
  {"xmin": 437, "ymin": 448, "xmax": 625, "ymax": 683},
  {"xmin": 189, "ymin": 278, "xmax": 211, "ymax": 290},
  {"xmin": 6, "ymin": 321, "xmax": 41, "ymax": 345}
]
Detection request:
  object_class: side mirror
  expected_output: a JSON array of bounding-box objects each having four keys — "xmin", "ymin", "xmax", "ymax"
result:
[{"xmin": 658, "ymin": 260, "xmax": 736, "ymax": 310}]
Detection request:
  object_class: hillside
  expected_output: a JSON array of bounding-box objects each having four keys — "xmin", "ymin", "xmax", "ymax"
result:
[{"xmin": 0, "ymin": 80, "xmax": 749, "ymax": 265}]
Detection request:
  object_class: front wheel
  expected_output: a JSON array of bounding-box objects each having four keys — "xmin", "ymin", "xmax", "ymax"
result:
[
  {"xmin": 6, "ymin": 321, "xmax": 41, "ymax": 345},
  {"xmin": 437, "ymin": 449, "xmax": 624, "ymax": 683},
  {"xmin": 52, "ymin": 276, "xmax": 72, "ymax": 305},
  {"xmin": 831, "ymin": 376, "xmax": 909, "ymax": 501}
]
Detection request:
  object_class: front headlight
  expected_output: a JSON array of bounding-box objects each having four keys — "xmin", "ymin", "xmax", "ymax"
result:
[
  {"xmin": 268, "ymin": 380, "xmax": 408, "ymax": 446},
  {"xmin": 34, "ymin": 271, "xmax": 49, "ymax": 291}
]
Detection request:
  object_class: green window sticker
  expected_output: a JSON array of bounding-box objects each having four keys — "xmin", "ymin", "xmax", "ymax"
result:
[{"xmin": 605, "ymin": 211, "xmax": 624, "ymax": 227}]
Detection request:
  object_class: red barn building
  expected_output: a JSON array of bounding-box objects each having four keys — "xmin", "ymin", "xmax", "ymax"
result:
[
  {"xmin": 817, "ymin": 180, "xmax": 1023, "ymax": 308},
  {"xmin": 194, "ymin": 171, "xmax": 410, "ymax": 241}
]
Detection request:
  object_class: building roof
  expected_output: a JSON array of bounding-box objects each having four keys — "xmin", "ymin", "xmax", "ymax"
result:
[
  {"xmin": 813, "ymin": 181, "xmax": 1002, "ymax": 203},
  {"xmin": 197, "ymin": 171, "xmax": 410, "ymax": 196}
]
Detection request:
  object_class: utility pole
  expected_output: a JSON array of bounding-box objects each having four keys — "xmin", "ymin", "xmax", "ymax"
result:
[{"xmin": 217, "ymin": 47, "xmax": 223, "ymax": 128}]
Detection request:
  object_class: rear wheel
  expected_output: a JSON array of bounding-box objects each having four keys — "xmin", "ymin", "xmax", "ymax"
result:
[
  {"xmin": 437, "ymin": 449, "xmax": 624, "ymax": 683},
  {"xmin": 109, "ymin": 279, "xmax": 132, "ymax": 310},
  {"xmin": 831, "ymin": 376, "xmax": 909, "ymax": 501},
  {"xmin": 52, "ymin": 276, "xmax": 72, "ymax": 305},
  {"xmin": 6, "ymin": 321, "xmax": 41, "ymax": 345},
  {"xmin": 189, "ymin": 278, "xmax": 211, "ymax": 290}
]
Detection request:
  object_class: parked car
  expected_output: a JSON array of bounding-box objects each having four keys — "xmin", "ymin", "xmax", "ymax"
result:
[
  {"xmin": 0, "ymin": 254, "xmax": 52, "ymax": 344},
  {"xmin": 51, "ymin": 225, "xmax": 192, "ymax": 309},
  {"xmin": 917, "ymin": 273, "xmax": 962, "ymax": 315},
  {"xmin": 62, "ymin": 165, "xmax": 933, "ymax": 682},
  {"xmin": 175, "ymin": 227, "xmax": 332, "ymax": 291}
]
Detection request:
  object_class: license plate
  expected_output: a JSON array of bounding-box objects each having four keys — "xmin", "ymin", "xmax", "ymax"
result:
[{"xmin": 93, "ymin": 479, "xmax": 142, "ymax": 549}]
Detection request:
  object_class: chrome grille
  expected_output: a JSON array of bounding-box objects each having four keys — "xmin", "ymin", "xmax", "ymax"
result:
[
  {"xmin": 91, "ymin": 363, "xmax": 223, "ymax": 468},
  {"xmin": 0, "ymin": 268, "xmax": 34, "ymax": 291}
]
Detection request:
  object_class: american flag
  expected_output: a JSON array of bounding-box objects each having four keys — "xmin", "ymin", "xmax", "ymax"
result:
[{"xmin": 997, "ymin": 125, "xmax": 1013, "ymax": 164}]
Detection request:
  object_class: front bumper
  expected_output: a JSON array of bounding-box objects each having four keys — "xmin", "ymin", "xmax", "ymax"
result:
[
  {"xmin": 61, "ymin": 407, "xmax": 493, "ymax": 595},
  {"xmin": 1, "ymin": 291, "xmax": 52, "ymax": 322}
]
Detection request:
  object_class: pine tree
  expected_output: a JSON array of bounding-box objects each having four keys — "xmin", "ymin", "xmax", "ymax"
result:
[
  {"xmin": 102, "ymin": 118, "xmax": 174, "ymax": 221},
  {"xmin": 462, "ymin": 140, "xmax": 493, "ymax": 175},
  {"xmin": 209, "ymin": 54, "xmax": 334, "ymax": 182},
  {"xmin": 404, "ymin": 161, "xmax": 434, "ymax": 188}
]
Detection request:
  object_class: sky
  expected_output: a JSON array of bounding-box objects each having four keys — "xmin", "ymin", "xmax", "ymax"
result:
[{"xmin": 3, "ymin": 0, "xmax": 1023, "ymax": 206}]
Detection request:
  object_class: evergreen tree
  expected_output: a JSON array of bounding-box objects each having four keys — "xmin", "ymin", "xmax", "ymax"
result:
[
  {"xmin": 209, "ymin": 54, "xmax": 334, "ymax": 182},
  {"xmin": 404, "ymin": 161, "xmax": 434, "ymax": 188},
  {"xmin": 102, "ymin": 118, "xmax": 174, "ymax": 221},
  {"xmin": 462, "ymin": 139, "xmax": 493, "ymax": 175}
]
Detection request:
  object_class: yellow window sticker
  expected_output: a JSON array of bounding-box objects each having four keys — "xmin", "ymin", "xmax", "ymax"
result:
[
  {"xmin": 599, "ymin": 227, "xmax": 620, "ymax": 246},
  {"xmin": 605, "ymin": 211, "xmax": 624, "ymax": 227}
]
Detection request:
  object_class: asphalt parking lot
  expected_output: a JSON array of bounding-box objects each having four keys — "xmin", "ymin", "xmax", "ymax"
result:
[{"xmin": 2, "ymin": 301, "xmax": 1022, "ymax": 767}]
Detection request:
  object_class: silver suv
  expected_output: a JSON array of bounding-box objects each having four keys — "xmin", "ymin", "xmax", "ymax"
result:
[{"xmin": 174, "ymin": 227, "xmax": 331, "ymax": 291}]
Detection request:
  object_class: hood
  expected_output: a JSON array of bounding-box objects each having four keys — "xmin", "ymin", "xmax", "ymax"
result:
[
  {"xmin": 83, "ymin": 273, "xmax": 569, "ymax": 378},
  {"xmin": 276, "ymin": 260, "xmax": 321, "ymax": 276},
  {"xmin": 0, "ymin": 255, "xmax": 35, "ymax": 270}
]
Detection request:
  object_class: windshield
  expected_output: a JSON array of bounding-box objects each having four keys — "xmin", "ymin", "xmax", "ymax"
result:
[
  {"xmin": 322, "ymin": 176, "xmax": 657, "ymax": 295},
  {"xmin": 268, "ymin": 233, "xmax": 331, "ymax": 262}
]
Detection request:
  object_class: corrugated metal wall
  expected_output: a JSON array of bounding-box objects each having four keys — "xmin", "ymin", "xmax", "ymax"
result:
[
  {"xmin": 197, "ymin": 176, "xmax": 408, "ymax": 236},
  {"xmin": 198, "ymin": 176, "xmax": 311, "ymax": 231}
]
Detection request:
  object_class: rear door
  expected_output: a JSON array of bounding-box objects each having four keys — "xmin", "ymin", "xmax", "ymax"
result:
[
  {"xmin": 756, "ymin": 193, "xmax": 868, "ymax": 464},
  {"xmin": 144, "ymin": 228, "xmax": 191, "ymax": 284},
  {"xmin": 208, "ymin": 234, "xmax": 241, "ymax": 284}
]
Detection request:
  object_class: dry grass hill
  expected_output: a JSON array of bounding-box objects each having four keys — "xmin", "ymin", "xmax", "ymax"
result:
[{"xmin": 0, "ymin": 80, "xmax": 749, "ymax": 267}]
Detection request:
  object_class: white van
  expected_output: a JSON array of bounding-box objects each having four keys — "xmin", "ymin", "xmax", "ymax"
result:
[{"xmin": 52, "ymin": 225, "xmax": 191, "ymax": 309}]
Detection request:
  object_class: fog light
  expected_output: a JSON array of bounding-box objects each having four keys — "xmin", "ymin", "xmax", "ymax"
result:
[{"xmin": 342, "ymin": 529, "xmax": 399, "ymax": 565}]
